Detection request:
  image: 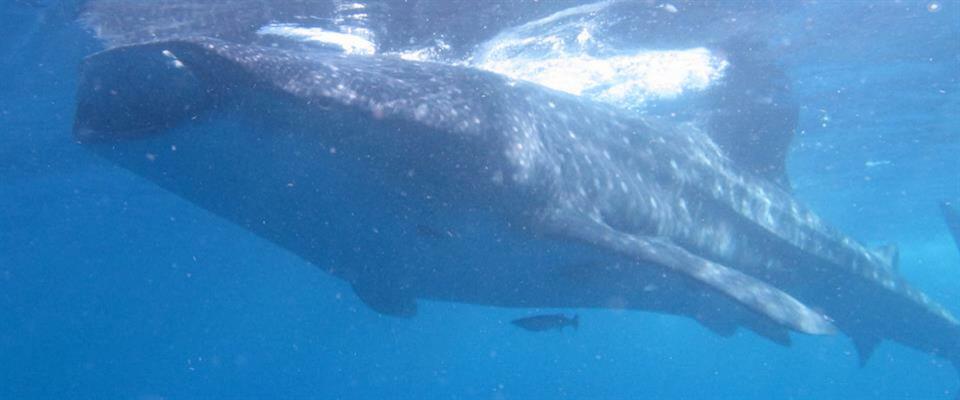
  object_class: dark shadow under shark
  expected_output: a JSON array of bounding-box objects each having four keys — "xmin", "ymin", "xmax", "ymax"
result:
[{"xmin": 70, "ymin": 1, "xmax": 959, "ymax": 396}]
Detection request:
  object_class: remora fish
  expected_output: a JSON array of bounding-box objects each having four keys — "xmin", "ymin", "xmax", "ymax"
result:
[
  {"xmin": 71, "ymin": 6, "xmax": 960, "ymax": 397},
  {"xmin": 512, "ymin": 314, "xmax": 579, "ymax": 332}
]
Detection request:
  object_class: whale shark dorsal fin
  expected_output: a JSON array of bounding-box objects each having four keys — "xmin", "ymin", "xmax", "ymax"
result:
[
  {"xmin": 873, "ymin": 244, "xmax": 899, "ymax": 272},
  {"xmin": 706, "ymin": 37, "xmax": 798, "ymax": 189},
  {"xmin": 551, "ymin": 214, "xmax": 837, "ymax": 336}
]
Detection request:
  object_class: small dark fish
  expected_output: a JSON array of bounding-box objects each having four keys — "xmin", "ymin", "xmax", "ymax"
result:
[
  {"xmin": 415, "ymin": 224, "xmax": 458, "ymax": 240},
  {"xmin": 511, "ymin": 314, "xmax": 579, "ymax": 332},
  {"xmin": 415, "ymin": 224, "xmax": 445, "ymax": 239}
]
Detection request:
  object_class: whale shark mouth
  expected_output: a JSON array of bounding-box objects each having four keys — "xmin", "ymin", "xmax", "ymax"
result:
[{"xmin": 73, "ymin": 44, "xmax": 220, "ymax": 143}]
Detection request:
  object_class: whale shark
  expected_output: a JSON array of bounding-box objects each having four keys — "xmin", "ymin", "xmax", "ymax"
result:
[
  {"xmin": 73, "ymin": 35, "xmax": 960, "ymax": 376},
  {"xmin": 72, "ymin": 0, "xmax": 959, "ymax": 396}
]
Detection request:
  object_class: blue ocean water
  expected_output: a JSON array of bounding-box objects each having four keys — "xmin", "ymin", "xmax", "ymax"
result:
[{"xmin": 1, "ymin": 1, "xmax": 958, "ymax": 399}]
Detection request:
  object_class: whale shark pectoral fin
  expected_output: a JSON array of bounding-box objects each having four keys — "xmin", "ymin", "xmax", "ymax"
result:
[
  {"xmin": 695, "ymin": 314, "xmax": 739, "ymax": 337},
  {"xmin": 852, "ymin": 335, "xmax": 881, "ymax": 367},
  {"xmin": 750, "ymin": 321, "xmax": 793, "ymax": 347},
  {"xmin": 551, "ymin": 214, "xmax": 837, "ymax": 335},
  {"xmin": 351, "ymin": 281, "xmax": 417, "ymax": 318}
]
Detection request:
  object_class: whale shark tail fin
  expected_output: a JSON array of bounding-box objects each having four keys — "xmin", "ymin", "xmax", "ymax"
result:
[
  {"xmin": 952, "ymin": 357, "xmax": 960, "ymax": 400},
  {"xmin": 939, "ymin": 201, "xmax": 960, "ymax": 398}
]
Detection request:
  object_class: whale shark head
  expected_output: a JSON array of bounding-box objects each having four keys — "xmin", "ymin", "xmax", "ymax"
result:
[{"xmin": 74, "ymin": 43, "xmax": 228, "ymax": 143}]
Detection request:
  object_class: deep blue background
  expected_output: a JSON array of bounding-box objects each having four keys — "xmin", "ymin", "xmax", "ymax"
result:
[{"xmin": 1, "ymin": 1, "xmax": 958, "ymax": 399}]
